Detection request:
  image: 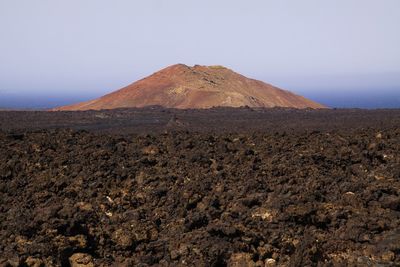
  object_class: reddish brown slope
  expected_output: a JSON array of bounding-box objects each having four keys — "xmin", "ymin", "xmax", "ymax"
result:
[{"xmin": 55, "ymin": 64, "xmax": 326, "ymax": 110}]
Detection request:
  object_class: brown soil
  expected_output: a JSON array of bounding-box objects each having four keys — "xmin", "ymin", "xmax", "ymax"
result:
[{"xmin": 0, "ymin": 108, "xmax": 399, "ymax": 266}]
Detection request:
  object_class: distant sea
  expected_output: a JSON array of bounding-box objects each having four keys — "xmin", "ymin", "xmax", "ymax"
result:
[
  {"xmin": 0, "ymin": 90, "xmax": 399, "ymax": 110},
  {"xmin": 301, "ymin": 90, "xmax": 400, "ymax": 109},
  {"xmin": 0, "ymin": 94, "xmax": 94, "ymax": 110}
]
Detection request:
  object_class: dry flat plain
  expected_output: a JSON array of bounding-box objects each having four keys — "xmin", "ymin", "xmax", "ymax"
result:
[{"xmin": 0, "ymin": 107, "xmax": 399, "ymax": 266}]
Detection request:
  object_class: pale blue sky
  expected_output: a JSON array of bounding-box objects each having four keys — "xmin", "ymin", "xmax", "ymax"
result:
[{"xmin": 0, "ymin": 0, "xmax": 399, "ymax": 108}]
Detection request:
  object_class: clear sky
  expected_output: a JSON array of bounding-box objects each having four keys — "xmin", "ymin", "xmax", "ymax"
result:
[{"xmin": 0, "ymin": 0, "xmax": 399, "ymax": 108}]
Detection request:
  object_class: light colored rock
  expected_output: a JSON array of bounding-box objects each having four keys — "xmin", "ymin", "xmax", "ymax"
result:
[
  {"xmin": 381, "ymin": 251, "xmax": 395, "ymax": 262},
  {"xmin": 1, "ymin": 258, "xmax": 19, "ymax": 267},
  {"xmin": 228, "ymin": 253, "xmax": 256, "ymax": 267},
  {"xmin": 25, "ymin": 257, "xmax": 43, "ymax": 267},
  {"xmin": 142, "ymin": 146, "xmax": 159, "ymax": 155},
  {"xmin": 252, "ymin": 208, "xmax": 274, "ymax": 221},
  {"xmin": 265, "ymin": 258, "xmax": 276, "ymax": 266},
  {"xmin": 69, "ymin": 253, "xmax": 94, "ymax": 267}
]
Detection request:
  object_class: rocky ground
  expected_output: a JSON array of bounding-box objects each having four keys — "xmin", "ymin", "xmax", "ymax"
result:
[
  {"xmin": 0, "ymin": 107, "xmax": 399, "ymax": 134},
  {"xmin": 0, "ymin": 108, "xmax": 399, "ymax": 266}
]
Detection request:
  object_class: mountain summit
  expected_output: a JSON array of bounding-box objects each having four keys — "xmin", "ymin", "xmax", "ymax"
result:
[{"xmin": 55, "ymin": 64, "xmax": 325, "ymax": 110}]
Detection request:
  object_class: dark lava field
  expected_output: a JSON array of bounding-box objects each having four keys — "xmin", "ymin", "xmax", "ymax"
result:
[{"xmin": 0, "ymin": 108, "xmax": 399, "ymax": 266}]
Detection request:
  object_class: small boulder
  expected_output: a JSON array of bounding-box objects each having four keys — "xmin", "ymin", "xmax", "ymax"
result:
[
  {"xmin": 112, "ymin": 229, "xmax": 133, "ymax": 248},
  {"xmin": 265, "ymin": 258, "xmax": 276, "ymax": 266},
  {"xmin": 228, "ymin": 253, "xmax": 255, "ymax": 267},
  {"xmin": 25, "ymin": 257, "xmax": 44, "ymax": 267},
  {"xmin": 381, "ymin": 251, "xmax": 395, "ymax": 262},
  {"xmin": 69, "ymin": 253, "xmax": 94, "ymax": 267},
  {"xmin": 170, "ymin": 244, "xmax": 189, "ymax": 260}
]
